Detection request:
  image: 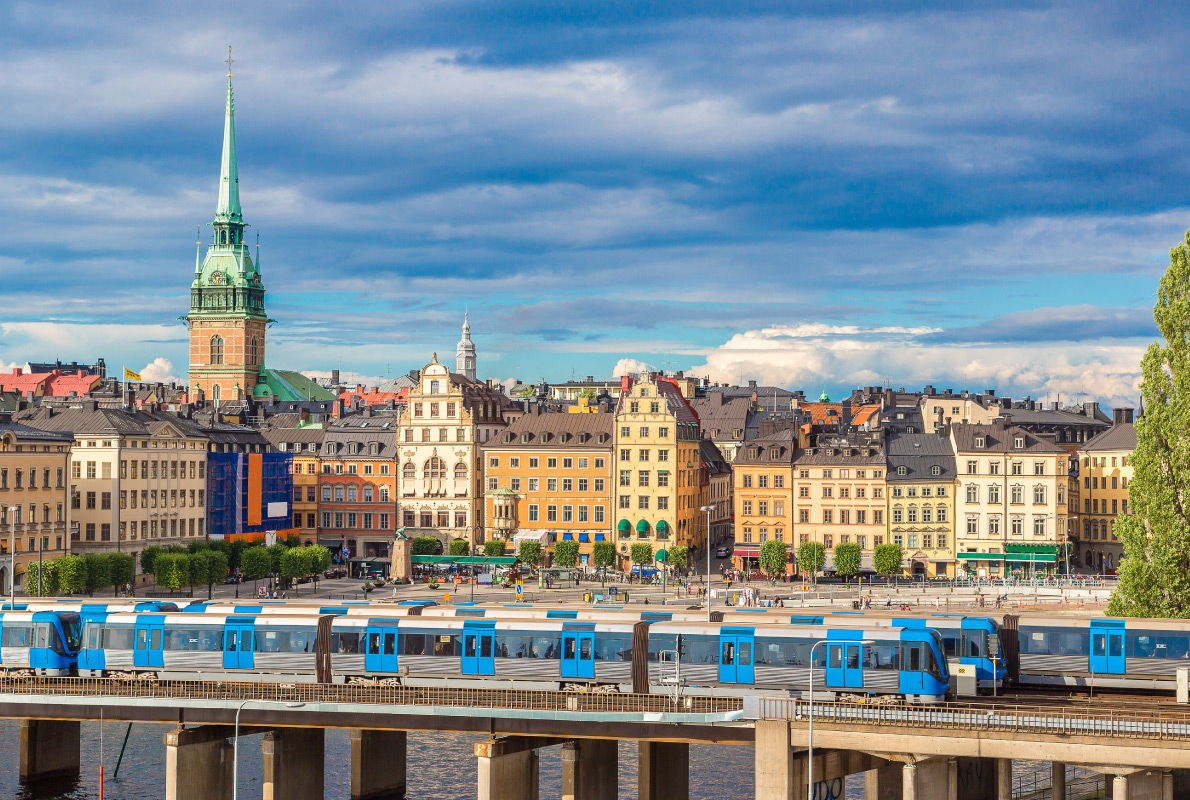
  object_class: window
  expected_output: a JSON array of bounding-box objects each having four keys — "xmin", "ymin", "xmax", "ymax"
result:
[
  {"xmin": 873, "ymin": 510, "xmax": 883, "ymax": 524},
  {"xmin": 638, "ymin": 496, "xmax": 649, "ymax": 510},
  {"xmin": 896, "ymin": 466, "xmax": 907, "ymax": 476},
  {"xmin": 988, "ymin": 485, "xmax": 1000, "ymax": 504},
  {"xmin": 1014, "ymin": 437, "xmax": 1024, "ymax": 449},
  {"xmin": 822, "ymin": 470, "xmax": 832, "ymax": 479},
  {"xmin": 658, "ymin": 426, "xmax": 669, "ymax": 438},
  {"xmin": 1034, "ymin": 461, "xmax": 1046, "ymax": 476},
  {"xmin": 1011, "ymin": 461, "xmax": 1022, "ymax": 475},
  {"xmin": 893, "ymin": 508, "xmax": 903, "ymax": 524},
  {"xmin": 1033, "ymin": 517, "xmax": 1046, "ymax": 536},
  {"xmin": 823, "ymin": 510, "xmax": 833, "ymax": 524},
  {"xmin": 967, "ymin": 517, "xmax": 978, "ymax": 535},
  {"xmin": 1033, "ymin": 486, "xmax": 1046, "ymax": 504},
  {"xmin": 774, "ymin": 500, "xmax": 783, "ymax": 516},
  {"xmin": 1011, "ymin": 517, "xmax": 1022, "ymax": 535},
  {"xmin": 931, "ymin": 465, "xmax": 941, "ymax": 476},
  {"xmin": 638, "ymin": 449, "xmax": 649, "ymax": 461},
  {"xmin": 988, "ymin": 517, "xmax": 1000, "ymax": 536},
  {"xmin": 758, "ymin": 475, "xmax": 768, "ymax": 488},
  {"xmin": 595, "ymin": 478, "xmax": 605, "ymax": 492},
  {"xmin": 966, "ymin": 460, "xmax": 977, "ymax": 474},
  {"xmin": 658, "ymin": 496, "xmax": 668, "ymax": 510},
  {"xmin": 774, "ymin": 474, "xmax": 784, "ymax": 488},
  {"xmin": 489, "ymin": 456, "xmax": 499, "ymax": 468},
  {"xmin": 798, "ymin": 509, "xmax": 809, "ymax": 523},
  {"xmin": 547, "ymin": 478, "xmax": 557, "ymax": 492},
  {"xmin": 1011, "ymin": 485, "xmax": 1023, "ymax": 504},
  {"xmin": 821, "ymin": 487, "xmax": 832, "ymax": 498},
  {"xmin": 620, "ymin": 449, "xmax": 630, "ymax": 462},
  {"xmin": 937, "ymin": 507, "xmax": 947, "ymax": 522},
  {"xmin": 210, "ymin": 335, "xmax": 224, "ymax": 365},
  {"xmin": 798, "ymin": 485, "xmax": 809, "ymax": 498},
  {"xmin": 619, "ymin": 470, "xmax": 631, "ymax": 487},
  {"xmin": 657, "ymin": 472, "xmax": 668, "ymax": 487},
  {"xmin": 619, "ymin": 495, "xmax": 630, "ymax": 509},
  {"xmin": 528, "ymin": 505, "xmax": 539, "ymax": 521}
]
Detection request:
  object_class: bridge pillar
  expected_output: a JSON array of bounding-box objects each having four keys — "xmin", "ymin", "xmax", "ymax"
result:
[
  {"xmin": 562, "ymin": 739, "xmax": 617, "ymax": 800},
  {"xmin": 948, "ymin": 757, "xmax": 1007, "ymax": 800},
  {"xmin": 863, "ymin": 757, "xmax": 948, "ymax": 800},
  {"xmin": 19, "ymin": 719, "xmax": 80, "ymax": 783},
  {"xmin": 639, "ymin": 741, "xmax": 689, "ymax": 800},
  {"xmin": 996, "ymin": 759, "xmax": 1011, "ymax": 800},
  {"xmin": 755, "ymin": 720, "xmax": 794, "ymax": 800},
  {"xmin": 476, "ymin": 737, "xmax": 541, "ymax": 800},
  {"xmin": 262, "ymin": 727, "xmax": 325, "ymax": 800},
  {"xmin": 164, "ymin": 726, "xmax": 233, "ymax": 800},
  {"xmin": 1113, "ymin": 775, "xmax": 1129, "ymax": 800},
  {"xmin": 1052, "ymin": 762, "xmax": 1065, "ymax": 799},
  {"xmin": 350, "ymin": 729, "xmax": 406, "ymax": 800}
]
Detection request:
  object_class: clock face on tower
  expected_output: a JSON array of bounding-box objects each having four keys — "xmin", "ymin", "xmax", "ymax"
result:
[{"xmin": 210, "ymin": 271, "xmax": 224, "ymax": 284}]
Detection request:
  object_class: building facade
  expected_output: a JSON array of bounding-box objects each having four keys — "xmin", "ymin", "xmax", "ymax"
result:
[
  {"xmin": 0, "ymin": 416, "xmax": 72, "ymax": 594},
  {"xmin": 731, "ymin": 430, "xmax": 796, "ymax": 566},
  {"xmin": 1077, "ymin": 409, "xmax": 1135, "ymax": 573},
  {"xmin": 263, "ymin": 422, "xmax": 325, "ymax": 545},
  {"xmin": 885, "ymin": 432, "xmax": 957, "ymax": 578},
  {"xmin": 792, "ymin": 432, "xmax": 887, "ymax": 569}
]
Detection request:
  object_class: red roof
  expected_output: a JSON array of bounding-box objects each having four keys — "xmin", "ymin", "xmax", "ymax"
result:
[
  {"xmin": 0, "ymin": 368, "xmax": 100, "ymax": 397},
  {"xmin": 339, "ymin": 385, "xmax": 409, "ymax": 407}
]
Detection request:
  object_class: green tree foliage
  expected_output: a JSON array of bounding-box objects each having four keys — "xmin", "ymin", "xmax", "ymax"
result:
[
  {"xmin": 241, "ymin": 546, "xmax": 271, "ymax": 580},
  {"xmin": 833, "ymin": 541, "xmax": 862, "ymax": 579},
  {"xmin": 139, "ymin": 546, "xmax": 162, "ymax": 576},
  {"xmin": 666, "ymin": 545, "xmax": 689, "ymax": 569},
  {"xmin": 186, "ymin": 540, "xmax": 209, "ymax": 555},
  {"xmin": 107, "ymin": 552, "xmax": 136, "ymax": 594},
  {"xmin": 759, "ymin": 540, "xmax": 788, "ymax": 577},
  {"xmin": 24, "ymin": 560, "xmax": 58, "ymax": 597},
  {"xmin": 224, "ymin": 539, "xmax": 245, "ymax": 571},
  {"xmin": 518, "ymin": 541, "xmax": 542, "ymax": 566},
  {"xmin": 796, "ymin": 542, "xmax": 826, "ymax": 581},
  {"xmin": 285, "ymin": 533, "xmax": 302, "ymax": 548},
  {"xmin": 484, "ymin": 539, "xmax": 507, "ymax": 558},
  {"xmin": 153, "ymin": 553, "xmax": 190, "ymax": 592},
  {"xmin": 411, "ymin": 537, "xmax": 440, "ymax": 556},
  {"xmin": 873, "ymin": 543, "xmax": 905, "ymax": 577},
  {"xmin": 630, "ymin": 543, "xmax": 654, "ymax": 565},
  {"xmin": 56, "ymin": 555, "xmax": 87, "ymax": 595},
  {"xmin": 592, "ymin": 542, "xmax": 616, "ymax": 569},
  {"xmin": 449, "ymin": 539, "xmax": 469, "ymax": 557},
  {"xmin": 279, "ymin": 548, "xmax": 304, "ymax": 591},
  {"xmin": 1110, "ymin": 232, "xmax": 1190, "ymax": 616},
  {"xmin": 553, "ymin": 539, "xmax": 579, "ymax": 568},
  {"xmin": 82, "ymin": 552, "xmax": 113, "ymax": 594}
]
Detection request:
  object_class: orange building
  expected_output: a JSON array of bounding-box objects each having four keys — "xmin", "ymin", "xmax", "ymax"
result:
[{"xmin": 481, "ymin": 407, "xmax": 615, "ymax": 566}]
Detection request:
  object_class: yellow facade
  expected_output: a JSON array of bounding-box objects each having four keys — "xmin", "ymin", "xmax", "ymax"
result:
[
  {"xmin": 887, "ymin": 480, "xmax": 955, "ymax": 577},
  {"xmin": 731, "ymin": 436, "xmax": 796, "ymax": 548},
  {"xmin": 1078, "ymin": 424, "xmax": 1133, "ymax": 573},
  {"xmin": 0, "ymin": 427, "xmax": 72, "ymax": 592}
]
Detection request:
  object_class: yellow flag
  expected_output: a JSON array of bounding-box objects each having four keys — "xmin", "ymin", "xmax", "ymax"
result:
[{"xmin": 123, "ymin": 366, "xmax": 141, "ymax": 381}]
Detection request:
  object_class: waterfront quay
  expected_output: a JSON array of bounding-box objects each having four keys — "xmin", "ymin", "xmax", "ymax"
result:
[{"xmin": 3, "ymin": 675, "xmax": 1188, "ymax": 800}]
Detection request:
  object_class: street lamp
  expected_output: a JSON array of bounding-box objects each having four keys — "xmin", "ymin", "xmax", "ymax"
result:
[
  {"xmin": 806, "ymin": 638, "xmax": 873, "ymax": 800},
  {"xmin": 233, "ymin": 698, "xmax": 305, "ymax": 800},
  {"xmin": 8, "ymin": 505, "xmax": 18, "ymax": 606},
  {"xmin": 700, "ymin": 505, "xmax": 716, "ymax": 622}
]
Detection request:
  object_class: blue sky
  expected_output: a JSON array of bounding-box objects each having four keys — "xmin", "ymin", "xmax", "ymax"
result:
[{"xmin": 1, "ymin": 1, "xmax": 1186, "ymax": 405}]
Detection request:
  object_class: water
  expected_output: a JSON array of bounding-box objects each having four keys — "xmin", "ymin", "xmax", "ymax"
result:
[{"xmin": 0, "ymin": 719, "xmax": 759, "ymax": 799}]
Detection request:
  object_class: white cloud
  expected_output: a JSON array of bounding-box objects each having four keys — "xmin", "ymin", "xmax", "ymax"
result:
[
  {"xmin": 689, "ymin": 324, "xmax": 1145, "ymax": 407},
  {"xmin": 138, "ymin": 358, "xmax": 176, "ymax": 383},
  {"xmin": 613, "ymin": 358, "xmax": 652, "ymax": 377}
]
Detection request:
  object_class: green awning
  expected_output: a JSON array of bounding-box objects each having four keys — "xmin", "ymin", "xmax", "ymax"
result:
[
  {"xmin": 1008, "ymin": 554, "xmax": 1057, "ymax": 563},
  {"xmin": 410, "ymin": 556, "xmax": 518, "ymax": 565},
  {"xmin": 636, "ymin": 519, "xmax": 650, "ymax": 532},
  {"xmin": 1005, "ymin": 544, "xmax": 1058, "ymax": 554},
  {"xmin": 656, "ymin": 520, "xmax": 669, "ymax": 532},
  {"xmin": 958, "ymin": 553, "xmax": 1005, "ymax": 561},
  {"xmin": 618, "ymin": 519, "xmax": 631, "ymax": 531}
]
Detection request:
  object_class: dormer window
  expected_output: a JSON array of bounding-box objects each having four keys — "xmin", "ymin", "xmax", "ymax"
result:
[
  {"xmin": 1014, "ymin": 436, "xmax": 1024, "ymax": 449},
  {"xmin": 974, "ymin": 436, "xmax": 985, "ymax": 448},
  {"xmin": 931, "ymin": 465, "xmax": 941, "ymax": 476},
  {"xmin": 896, "ymin": 466, "xmax": 907, "ymax": 476}
]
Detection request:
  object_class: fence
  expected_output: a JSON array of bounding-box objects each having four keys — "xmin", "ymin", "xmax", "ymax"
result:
[{"xmin": 1014, "ymin": 765, "xmax": 1106, "ymax": 800}]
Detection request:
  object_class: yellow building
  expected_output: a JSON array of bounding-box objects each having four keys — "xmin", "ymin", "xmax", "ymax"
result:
[
  {"xmin": 885, "ymin": 432, "xmax": 957, "ymax": 578},
  {"xmin": 481, "ymin": 408, "xmax": 614, "ymax": 565},
  {"xmin": 1077, "ymin": 410, "xmax": 1135, "ymax": 573},
  {"xmin": 613, "ymin": 374, "xmax": 702, "ymax": 569},
  {"xmin": 0, "ymin": 417, "xmax": 72, "ymax": 594},
  {"xmin": 731, "ymin": 430, "xmax": 796, "ymax": 571}
]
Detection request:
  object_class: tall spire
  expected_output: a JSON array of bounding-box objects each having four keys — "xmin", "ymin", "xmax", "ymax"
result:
[
  {"xmin": 215, "ymin": 46, "xmax": 242, "ymax": 224},
  {"xmin": 456, "ymin": 312, "xmax": 477, "ymax": 381}
]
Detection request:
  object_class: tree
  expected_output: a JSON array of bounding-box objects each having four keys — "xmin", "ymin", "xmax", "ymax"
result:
[
  {"xmin": 484, "ymin": 539, "xmax": 507, "ymax": 558},
  {"xmin": 107, "ymin": 552, "xmax": 135, "ymax": 595},
  {"xmin": 191, "ymin": 550, "xmax": 228, "ymax": 598},
  {"xmin": 449, "ymin": 539, "xmax": 469, "ymax": 557},
  {"xmin": 873, "ymin": 543, "xmax": 905, "ymax": 577},
  {"xmin": 139, "ymin": 546, "xmax": 162, "ymax": 576},
  {"xmin": 518, "ymin": 541, "xmax": 542, "ymax": 567},
  {"xmin": 279, "ymin": 548, "xmax": 304, "ymax": 592},
  {"xmin": 82, "ymin": 553, "xmax": 113, "ymax": 595},
  {"xmin": 667, "ymin": 545, "xmax": 689, "ymax": 571},
  {"xmin": 25, "ymin": 560, "xmax": 58, "ymax": 597},
  {"xmin": 411, "ymin": 537, "xmax": 440, "ymax": 556},
  {"xmin": 285, "ymin": 533, "xmax": 302, "ymax": 548},
  {"xmin": 241, "ymin": 546, "xmax": 271, "ymax": 596},
  {"xmin": 56, "ymin": 555, "xmax": 87, "ymax": 595},
  {"xmin": 1110, "ymin": 231, "xmax": 1190, "ymax": 616},
  {"xmin": 759, "ymin": 540, "xmax": 788, "ymax": 578},
  {"xmin": 553, "ymin": 539, "xmax": 579, "ymax": 568},
  {"xmin": 592, "ymin": 541, "xmax": 616, "ymax": 583},
  {"xmin": 225, "ymin": 538, "xmax": 246, "ymax": 571},
  {"xmin": 833, "ymin": 541, "xmax": 862, "ymax": 581},
  {"xmin": 153, "ymin": 553, "xmax": 190, "ymax": 592},
  {"xmin": 630, "ymin": 543, "xmax": 653, "ymax": 580},
  {"xmin": 796, "ymin": 542, "xmax": 826, "ymax": 583},
  {"xmin": 301, "ymin": 545, "xmax": 332, "ymax": 590}
]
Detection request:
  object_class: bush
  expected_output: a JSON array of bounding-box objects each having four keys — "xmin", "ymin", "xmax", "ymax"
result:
[
  {"xmin": 25, "ymin": 560, "xmax": 58, "ymax": 597},
  {"xmin": 449, "ymin": 539, "xmax": 469, "ymax": 557},
  {"xmin": 553, "ymin": 539, "xmax": 579, "ymax": 568},
  {"xmin": 873, "ymin": 543, "xmax": 905, "ymax": 577},
  {"xmin": 759, "ymin": 540, "xmax": 788, "ymax": 578},
  {"xmin": 483, "ymin": 539, "xmax": 506, "ymax": 558},
  {"xmin": 411, "ymin": 537, "xmax": 440, "ymax": 556},
  {"xmin": 833, "ymin": 542, "xmax": 862, "ymax": 579},
  {"xmin": 56, "ymin": 555, "xmax": 87, "ymax": 595}
]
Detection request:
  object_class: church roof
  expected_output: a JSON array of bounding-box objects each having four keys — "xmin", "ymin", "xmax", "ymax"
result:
[{"xmin": 253, "ymin": 369, "xmax": 337, "ymax": 402}]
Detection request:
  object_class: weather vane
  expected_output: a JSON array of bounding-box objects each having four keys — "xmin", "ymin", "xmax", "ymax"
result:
[{"xmin": 226, "ymin": 46, "xmax": 234, "ymax": 78}]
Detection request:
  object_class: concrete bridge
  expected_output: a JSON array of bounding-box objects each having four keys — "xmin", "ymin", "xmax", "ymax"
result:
[{"xmin": 3, "ymin": 677, "xmax": 1187, "ymax": 799}]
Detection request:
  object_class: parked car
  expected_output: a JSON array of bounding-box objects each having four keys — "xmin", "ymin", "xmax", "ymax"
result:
[{"xmin": 716, "ymin": 547, "xmax": 730, "ymax": 558}]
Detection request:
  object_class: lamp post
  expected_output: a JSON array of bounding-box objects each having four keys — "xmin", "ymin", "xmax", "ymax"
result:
[
  {"xmin": 807, "ymin": 638, "xmax": 872, "ymax": 800},
  {"xmin": 700, "ymin": 505, "xmax": 716, "ymax": 622},
  {"xmin": 9, "ymin": 505, "xmax": 18, "ymax": 606},
  {"xmin": 233, "ymin": 699, "xmax": 305, "ymax": 800}
]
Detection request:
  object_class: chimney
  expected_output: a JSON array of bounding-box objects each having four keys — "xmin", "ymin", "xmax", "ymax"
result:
[
  {"xmin": 44, "ymin": 407, "xmax": 54, "ymax": 418},
  {"xmin": 923, "ymin": 385, "xmax": 935, "ymax": 396},
  {"xmin": 748, "ymin": 380, "xmax": 757, "ymax": 389},
  {"xmin": 841, "ymin": 400, "xmax": 852, "ymax": 430},
  {"xmin": 362, "ymin": 405, "xmax": 373, "ymax": 418},
  {"xmin": 750, "ymin": 392, "xmax": 758, "ymax": 411},
  {"xmin": 1083, "ymin": 401, "xmax": 1098, "ymax": 419},
  {"xmin": 333, "ymin": 399, "xmax": 345, "ymax": 419},
  {"xmin": 331, "ymin": 369, "xmax": 340, "ymax": 386},
  {"xmin": 586, "ymin": 376, "xmax": 594, "ymax": 382},
  {"xmin": 1114, "ymin": 407, "xmax": 1134, "ymax": 425},
  {"xmin": 621, "ymin": 375, "xmax": 632, "ymax": 394}
]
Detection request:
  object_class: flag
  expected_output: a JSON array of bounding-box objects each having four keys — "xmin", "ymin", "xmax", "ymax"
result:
[{"xmin": 123, "ymin": 366, "xmax": 141, "ymax": 381}]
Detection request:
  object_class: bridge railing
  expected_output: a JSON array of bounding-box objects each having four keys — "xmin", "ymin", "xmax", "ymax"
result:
[
  {"xmin": 755, "ymin": 697, "xmax": 1190, "ymax": 741},
  {"xmin": 0, "ymin": 676, "xmax": 743, "ymax": 716}
]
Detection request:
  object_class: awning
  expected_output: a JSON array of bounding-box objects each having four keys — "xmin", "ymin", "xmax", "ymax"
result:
[
  {"xmin": 656, "ymin": 520, "xmax": 669, "ymax": 532},
  {"xmin": 636, "ymin": 520, "xmax": 649, "ymax": 532},
  {"xmin": 1005, "ymin": 544, "xmax": 1058, "ymax": 554},
  {"xmin": 411, "ymin": 556, "xmax": 518, "ymax": 565},
  {"xmin": 513, "ymin": 530, "xmax": 550, "ymax": 545},
  {"xmin": 1008, "ymin": 554, "xmax": 1057, "ymax": 563},
  {"xmin": 959, "ymin": 553, "xmax": 1005, "ymax": 561},
  {"xmin": 318, "ymin": 539, "xmax": 345, "ymax": 548},
  {"xmin": 618, "ymin": 519, "xmax": 631, "ymax": 531}
]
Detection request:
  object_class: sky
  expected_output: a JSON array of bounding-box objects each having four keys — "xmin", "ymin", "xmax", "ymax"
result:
[{"xmin": 1, "ymin": 1, "xmax": 1187, "ymax": 407}]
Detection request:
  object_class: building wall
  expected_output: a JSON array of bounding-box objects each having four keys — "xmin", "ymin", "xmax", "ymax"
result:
[
  {"xmin": 187, "ymin": 316, "xmax": 267, "ymax": 402},
  {"xmin": 207, "ymin": 452, "xmax": 293, "ymax": 539},
  {"xmin": 1077, "ymin": 449, "xmax": 1130, "ymax": 572},
  {"xmin": 318, "ymin": 457, "xmax": 396, "ymax": 559},
  {"xmin": 0, "ymin": 437, "xmax": 70, "ymax": 591},
  {"xmin": 792, "ymin": 464, "xmax": 887, "ymax": 555},
  {"xmin": 921, "ymin": 397, "xmax": 998, "ymax": 430},
  {"xmin": 733, "ymin": 462, "xmax": 795, "ymax": 548},
  {"xmin": 290, "ymin": 452, "xmax": 320, "ymax": 545},
  {"xmin": 887, "ymin": 480, "xmax": 955, "ymax": 578}
]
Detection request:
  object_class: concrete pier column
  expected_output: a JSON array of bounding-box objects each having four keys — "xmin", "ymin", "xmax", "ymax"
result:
[
  {"xmin": 947, "ymin": 758, "xmax": 957, "ymax": 800},
  {"xmin": 561, "ymin": 739, "xmax": 617, "ymax": 800},
  {"xmin": 639, "ymin": 741, "xmax": 689, "ymax": 800},
  {"xmin": 476, "ymin": 738, "xmax": 540, "ymax": 800},
  {"xmin": 1113, "ymin": 775, "xmax": 1128, "ymax": 800},
  {"xmin": 1162, "ymin": 771, "xmax": 1173, "ymax": 800},
  {"xmin": 864, "ymin": 757, "xmax": 948, "ymax": 800},
  {"xmin": 350, "ymin": 729, "xmax": 406, "ymax": 800},
  {"xmin": 1051, "ymin": 763, "xmax": 1066, "ymax": 800},
  {"xmin": 19, "ymin": 719, "xmax": 80, "ymax": 783},
  {"xmin": 996, "ymin": 759, "xmax": 1012, "ymax": 800},
  {"xmin": 755, "ymin": 720, "xmax": 794, "ymax": 800},
  {"xmin": 164, "ymin": 726, "xmax": 233, "ymax": 800},
  {"xmin": 262, "ymin": 728, "xmax": 325, "ymax": 800},
  {"xmin": 901, "ymin": 762, "xmax": 918, "ymax": 800}
]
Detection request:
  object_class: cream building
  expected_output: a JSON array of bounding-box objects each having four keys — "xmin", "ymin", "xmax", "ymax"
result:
[
  {"xmin": 885, "ymin": 432, "xmax": 957, "ymax": 578},
  {"xmin": 1077, "ymin": 409, "xmax": 1135, "ymax": 573},
  {"xmin": 950, "ymin": 420, "xmax": 1069, "ymax": 577}
]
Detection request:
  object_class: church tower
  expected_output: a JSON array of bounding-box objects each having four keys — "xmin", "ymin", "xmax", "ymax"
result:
[
  {"xmin": 186, "ymin": 55, "xmax": 269, "ymax": 405},
  {"xmin": 456, "ymin": 313, "xmax": 477, "ymax": 381}
]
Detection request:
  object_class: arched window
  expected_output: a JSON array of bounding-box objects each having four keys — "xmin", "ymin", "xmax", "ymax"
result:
[
  {"xmin": 402, "ymin": 463, "xmax": 415, "ymax": 481},
  {"xmin": 248, "ymin": 337, "xmax": 258, "ymax": 365},
  {"xmin": 1085, "ymin": 550, "xmax": 1092, "ymax": 566},
  {"xmin": 211, "ymin": 384, "xmax": 221, "ymax": 405},
  {"xmin": 210, "ymin": 335, "xmax": 224, "ymax": 365},
  {"xmin": 424, "ymin": 457, "xmax": 446, "ymax": 479},
  {"xmin": 454, "ymin": 462, "xmax": 467, "ymax": 481}
]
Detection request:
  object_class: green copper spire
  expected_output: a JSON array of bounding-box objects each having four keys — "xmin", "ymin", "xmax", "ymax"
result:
[{"xmin": 215, "ymin": 51, "xmax": 241, "ymax": 224}]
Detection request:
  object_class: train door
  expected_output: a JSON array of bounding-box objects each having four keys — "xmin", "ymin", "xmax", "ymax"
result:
[
  {"xmin": 461, "ymin": 621, "xmax": 495, "ymax": 676},
  {"xmin": 365, "ymin": 620, "xmax": 399, "ymax": 673},
  {"xmin": 222, "ymin": 618, "xmax": 255, "ymax": 670},
  {"xmin": 134, "ymin": 615, "xmax": 165, "ymax": 669},
  {"xmin": 826, "ymin": 641, "xmax": 864, "ymax": 689},
  {"xmin": 561, "ymin": 627, "xmax": 595, "ymax": 679},
  {"xmin": 1090, "ymin": 621, "xmax": 1125, "ymax": 675},
  {"xmin": 718, "ymin": 628, "xmax": 755, "ymax": 684}
]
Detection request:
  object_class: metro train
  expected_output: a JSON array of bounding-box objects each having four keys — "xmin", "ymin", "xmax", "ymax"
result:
[{"xmin": 68, "ymin": 610, "xmax": 950, "ymax": 702}]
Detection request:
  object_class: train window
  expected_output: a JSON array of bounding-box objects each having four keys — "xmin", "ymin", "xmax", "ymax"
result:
[
  {"xmin": 368, "ymin": 633, "xmax": 381, "ymax": 655},
  {"xmin": 138, "ymin": 629, "xmax": 149, "ymax": 650},
  {"xmin": 465, "ymin": 636, "xmax": 476, "ymax": 658},
  {"xmin": 1092, "ymin": 634, "xmax": 1105, "ymax": 657},
  {"xmin": 60, "ymin": 615, "xmax": 81, "ymax": 651},
  {"xmin": 384, "ymin": 634, "xmax": 395, "ymax": 655},
  {"xmin": 1108, "ymin": 635, "xmax": 1121, "ymax": 658},
  {"xmin": 739, "ymin": 642, "xmax": 752, "ymax": 667},
  {"xmin": 906, "ymin": 645, "xmax": 921, "ymax": 672},
  {"xmin": 34, "ymin": 625, "xmax": 48, "ymax": 649},
  {"xmin": 529, "ymin": 637, "xmax": 557, "ymax": 659},
  {"xmin": 151, "ymin": 629, "xmax": 162, "ymax": 650},
  {"xmin": 721, "ymin": 642, "xmax": 734, "ymax": 665},
  {"xmin": 564, "ymin": 638, "xmax": 576, "ymax": 659},
  {"xmin": 964, "ymin": 632, "xmax": 984, "ymax": 658},
  {"xmin": 480, "ymin": 636, "xmax": 492, "ymax": 658},
  {"xmin": 844, "ymin": 647, "xmax": 857, "ymax": 670},
  {"xmin": 828, "ymin": 647, "xmax": 841, "ymax": 669},
  {"xmin": 1127, "ymin": 632, "xmax": 1189, "ymax": 659},
  {"xmin": 868, "ymin": 644, "xmax": 897, "ymax": 670},
  {"xmin": 941, "ymin": 635, "xmax": 958, "ymax": 657},
  {"xmin": 335, "ymin": 632, "xmax": 362, "ymax": 654},
  {"xmin": 104, "ymin": 627, "xmax": 133, "ymax": 650},
  {"xmin": 435, "ymin": 635, "xmax": 459, "ymax": 657},
  {"xmin": 86, "ymin": 626, "xmax": 101, "ymax": 650},
  {"xmin": 681, "ymin": 637, "xmax": 717, "ymax": 665},
  {"xmin": 598, "ymin": 637, "xmax": 631, "ymax": 662},
  {"xmin": 400, "ymin": 634, "xmax": 425, "ymax": 656},
  {"xmin": 580, "ymin": 638, "xmax": 591, "ymax": 660}
]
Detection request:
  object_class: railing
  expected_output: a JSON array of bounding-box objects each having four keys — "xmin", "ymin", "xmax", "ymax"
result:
[
  {"xmin": 756, "ymin": 697, "xmax": 1190, "ymax": 741},
  {"xmin": 1013, "ymin": 765, "xmax": 1105, "ymax": 800},
  {"xmin": 0, "ymin": 676, "xmax": 742, "ymax": 716}
]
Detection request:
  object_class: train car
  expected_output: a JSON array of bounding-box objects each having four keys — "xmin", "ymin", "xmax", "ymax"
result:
[
  {"xmin": 1008, "ymin": 615, "xmax": 1190, "ymax": 691},
  {"xmin": 0, "ymin": 610, "xmax": 81, "ymax": 676}
]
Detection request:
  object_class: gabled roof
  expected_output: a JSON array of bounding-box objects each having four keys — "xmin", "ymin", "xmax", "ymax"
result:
[
  {"xmin": 885, "ymin": 433, "xmax": 956, "ymax": 481},
  {"xmin": 484, "ymin": 408, "xmax": 614, "ymax": 449},
  {"xmin": 1082, "ymin": 423, "xmax": 1137, "ymax": 452},
  {"xmin": 733, "ymin": 429, "xmax": 797, "ymax": 466},
  {"xmin": 950, "ymin": 422, "xmax": 1065, "ymax": 454}
]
